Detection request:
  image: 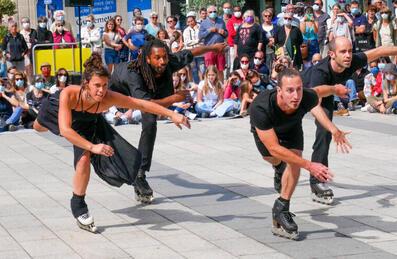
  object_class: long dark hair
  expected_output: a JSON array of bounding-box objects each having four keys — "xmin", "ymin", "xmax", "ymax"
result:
[
  {"xmin": 82, "ymin": 53, "xmax": 109, "ymax": 87},
  {"xmin": 128, "ymin": 38, "xmax": 170, "ymax": 92}
]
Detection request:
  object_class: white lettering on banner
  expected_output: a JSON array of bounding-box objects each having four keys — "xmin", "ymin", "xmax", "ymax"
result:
[{"xmin": 74, "ymin": 0, "xmax": 116, "ymax": 32}]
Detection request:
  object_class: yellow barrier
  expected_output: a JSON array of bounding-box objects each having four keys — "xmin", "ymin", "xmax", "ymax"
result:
[{"xmin": 33, "ymin": 47, "xmax": 92, "ymax": 76}]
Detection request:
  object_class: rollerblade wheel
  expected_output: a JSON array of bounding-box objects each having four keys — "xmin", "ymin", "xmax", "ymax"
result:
[
  {"xmin": 77, "ymin": 220, "xmax": 97, "ymax": 233},
  {"xmin": 135, "ymin": 190, "xmax": 154, "ymax": 204}
]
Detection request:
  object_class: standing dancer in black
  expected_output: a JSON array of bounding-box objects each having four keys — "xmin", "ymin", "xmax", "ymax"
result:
[
  {"xmin": 110, "ymin": 39, "xmax": 227, "ymax": 203},
  {"xmin": 300, "ymin": 36, "xmax": 397, "ymax": 204},
  {"xmin": 34, "ymin": 53, "xmax": 190, "ymax": 233}
]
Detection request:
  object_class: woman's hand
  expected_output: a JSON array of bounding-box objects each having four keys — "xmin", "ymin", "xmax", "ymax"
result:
[
  {"xmin": 170, "ymin": 113, "xmax": 191, "ymax": 129},
  {"xmin": 90, "ymin": 144, "xmax": 114, "ymax": 157}
]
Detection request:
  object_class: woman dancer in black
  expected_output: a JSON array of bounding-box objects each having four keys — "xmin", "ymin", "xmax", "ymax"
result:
[{"xmin": 33, "ymin": 53, "xmax": 190, "ymax": 232}]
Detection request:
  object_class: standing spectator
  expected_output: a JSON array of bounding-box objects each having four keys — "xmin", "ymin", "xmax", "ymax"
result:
[
  {"xmin": 366, "ymin": 5, "xmax": 378, "ymax": 50},
  {"xmin": 328, "ymin": 9, "xmax": 354, "ymax": 42},
  {"xmin": 0, "ymin": 78, "xmax": 19, "ymax": 132},
  {"xmin": 222, "ymin": 2, "xmax": 233, "ymax": 25},
  {"xmin": 226, "ymin": 5, "xmax": 243, "ymax": 71},
  {"xmin": 373, "ymin": 7, "xmax": 397, "ymax": 62},
  {"xmin": 277, "ymin": 4, "xmax": 300, "ymax": 27},
  {"xmin": 50, "ymin": 10, "xmax": 73, "ymax": 35},
  {"xmin": 199, "ymin": 5, "xmax": 228, "ymax": 81},
  {"xmin": 351, "ymin": 1, "xmax": 370, "ymax": 52},
  {"xmin": 198, "ymin": 8, "xmax": 207, "ymax": 24},
  {"xmin": 132, "ymin": 8, "xmax": 148, "ymax": 29},
  {"xmin": 274, "ymin": 13, "xmax": 303, "ymax": 69},
  {"xmin": 1, "ymin": 21, "xmax": 28, "ymax": 72},
  {"xmin": 313, "ymin": 0, "xmax": 330, "ymax": 58},
  {"xmin": 81, "ymin": 15, "xmax": 102, "ymax": 53},
  {"xmin": 183, "ymin": 14, "xmax": 204, "ymax": 83},
  {"xmin": 0, "ymin": 52, "xmax": 6, "ymax": 78},
  {"xmin": 261, "ymin": 9, "xmax": 277, "ymax": 71},
  {"xmin": 19, "ymin": 17, "xmax": 37, "ymax": 84},
  {"xmin": 125, "ymin": 17, "xmax": 148, "ymax": 60},
  {"xmin": 146, "ymin": 12, "xmax": 164, "ymax": 37},
  {"xmin": 166, "ymin": 16, "xmax": 183, "ymax": 50},
  {"xmin": 300, "ymin": 7, "xmax": 319, "ymax": 61},
  {"xmin": 115, "ymin": 15, "xmax": 129, "ymax": 62},
  {"xmin": 53, "ymin": 20, "xmax": 76, "ymax": 49},
  {"xmin": 49, "ymin": 68, "xmax": 69, "ymax": 94},
  {"xmin": 103, "ymin": 18, "xmax": 122, "ymax": 72},
  {"xmin": 39, "ymin": 62, "xmax": 56, "ymax": 91},
  {"xmin": 36, "ymin": 16, "xmax": 53, "ymax": 49}
]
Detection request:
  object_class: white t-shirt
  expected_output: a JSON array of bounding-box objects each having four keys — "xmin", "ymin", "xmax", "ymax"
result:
[{"xmin": 198, "ymin": 80, "xmax": 219, "ymax": 107}]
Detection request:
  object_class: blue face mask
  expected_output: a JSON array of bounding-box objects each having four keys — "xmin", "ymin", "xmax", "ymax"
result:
[
  {"xmin": 0, "ymin": 85, "xmax": 4, "ymax": 92},
  {"xmin": 209, "ymin": 12, "xmax": 217, "ymax": 19},
  {"xmin": 370, "ymin": 67, "xmax": 379, "ymax": 75},
  {"xmin": 35, "ymin": 82, "xmax": 44, "ymax": 90},
  {"xmin": 15, "ymin": 79, "xmax": 24, "ymax": 88},
  {"xmin": 378, "ymin": 63, "xmax": 386, "ymax": 71},
  {"xmin": 351, "ymin": 8, "xmax": 360, "ymax": 15}
]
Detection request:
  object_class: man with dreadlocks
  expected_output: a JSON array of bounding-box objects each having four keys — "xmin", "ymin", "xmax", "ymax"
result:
[{"xmin": 110, "ymin": 38, "xmax": 227, "ymax": 203}]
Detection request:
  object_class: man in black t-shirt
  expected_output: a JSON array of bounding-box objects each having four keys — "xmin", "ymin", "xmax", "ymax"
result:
[
  {"xmin": 302, "ymin": 36, "xmax": 397, "ymax": 204},
  {"xmin": 251, "ymin": 68, "xmax": 351, "ymax": 240},
  {"xmin": 109, "ymin": 39, "xmax": 226, "ymax": 204}
]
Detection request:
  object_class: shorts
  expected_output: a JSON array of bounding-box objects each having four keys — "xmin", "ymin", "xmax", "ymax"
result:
[
  {"xmin": 104, "ymin": 48, "xmax": 120, "ymax": 65},
  {"xmin": 204, "ymin": 51, "xmax": 226, "ymax": 71},
  {"xmin": 253, "ymin": 129, "xmax": 303, "ymax": 157}
]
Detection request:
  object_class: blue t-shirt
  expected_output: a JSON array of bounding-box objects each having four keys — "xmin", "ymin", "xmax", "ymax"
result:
[
  {"xmin": 124, "ymin": 29, "xmax": 147, "ymax": 60},
  {"xmin": 353, "ymin": 15, "xmax": 368, "ymax": 31}
]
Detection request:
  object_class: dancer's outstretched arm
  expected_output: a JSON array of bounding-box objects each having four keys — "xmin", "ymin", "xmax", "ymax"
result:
[
  {"xmin": 365, "ymin": 46, "xmax": 397, "ymax": 63},
  {"xmin": 312, "ymin": 84, "xmax": 349, "ymax": 99},
  {"xmin": 190, "ymin": 42, "xmax": 228, "ymax": 57}
]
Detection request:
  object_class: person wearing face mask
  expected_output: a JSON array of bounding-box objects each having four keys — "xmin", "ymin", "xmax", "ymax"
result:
[
  {"xmin": 274, "ymin": 13, "xmax": 303, "ymax": 69},
  {"xmin": 277, "ymin": 4, "xmax": 300, "ymax": 27},
  {"xmin": 251, "ymin": 50, "xmax": 269, "ymax": 76},
  {"xmin": 50, "ymin": 68, "xmax": 69, "ymax": 94},
  {"xmin": 22, "ymin": 75, "xmax": 48, "ymax": 129},
  {"xmin": 19, "ymin": 17, "xmax": 37, "ymax": 85},
  {"xmin": 39, "ymin": 63, "xmax": 56, "ymax": 91},
  {"xmin": 362, "ymin": 61, "xmax": 381, "ymax": 110},
  {"xmin": 199, "ymin": 5, "xmax": 228, "ymax": 82},
  {"xmin": 222, "ymin": 2, "xmax": 233, "ymax": 24},
  {"xmin": 226, "ymin": 6, "xmax": 243, "ymax": 71},
  {"xmin": 6, "ymin": 71, "xmax": 30, "ymax": 131},
  {"xmin": 81, "ymin": 15, "xmax": 102, "ymax": 53},
  {"xmin": 2, "ymin": 21, "xmax": 28, "ymax": 73},
  {"xmin": 234, "ymin": 10, "xmax": 264, "ymax": 69},
  {"xmin": 373, "ymin": 7, "xmax": 397, "ymax": 62},
  {"xmin": 328, "ymin": 9, "xmax": 354, "ymax": 43},
  {"xmin": 246, "ymin": 69, "xmax": 267, "ymax": 93},
  {"xmin": 132, "ymin": 7, "xmax": 149, "ymax": 29},
  {"xmin": 367, "ymin": 63, "xmax": 397, "ymax": 113},
  {"xmin": 235, "ymin": 54, "xmax": 251, "ymax": 80},
  {"xmin": 312, "ymin": 0, "xmax": 330, "ymax": 58},
  {"xmin": 50, "ymin": 10, "xmax": 73, "ymax": 34},
  {"xmin": 223, "ymin": 71, "xmax": 242, "ymax": 101},
  {"xmin": 350, "ymin": 1, "xmax": 371, "ymax": 52},
  {"xmin": 300, "ymin": 7, "xmax": 319, "ymax": 63},
  {"xmin": 0, "ymin": 78, "xmax": 19, "ymax": 132},
  {"xmin": 52, "ymin": 20, "xmax": 76, "ymax": 49},
  {"xmin": 124, "ymin": 17, "xmax": 148, "ymax": 61},
  {"xmin": 36, "ymin": 16, "xmax": 54, "ymax": 50}
]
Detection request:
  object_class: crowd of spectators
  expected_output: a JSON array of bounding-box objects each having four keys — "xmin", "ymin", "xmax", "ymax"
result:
[{"xmin": 1, "ymin": 0, "xmax": 397, "ymax": 132}]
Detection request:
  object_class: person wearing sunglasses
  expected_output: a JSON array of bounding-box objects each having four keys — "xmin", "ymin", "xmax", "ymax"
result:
[
  {"xmin": 146, "ymin": 12, "xmax": 164, "ymax": 37},
  {"xmin": 199, "ymin": 5, "xmax": 228, "ymax": 82},
  {"xmin": 261, "ymin": 9, "xmax": 276, "ymax": 70},
  {"xmin": 50, "ymin": 68, "xmax": 69, "ymax": 94}
]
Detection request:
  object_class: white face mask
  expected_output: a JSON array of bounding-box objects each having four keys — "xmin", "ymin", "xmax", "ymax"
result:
[
  {"xmin": 180, "ymin": 75, "xmax": 186, "ymax": 82},
  {"xmin": 240, "ymin": 63, "xmax": 249, "ymax": 70},
  {"xmin": 254, "ymin": 58, "xmax": 262, "ymax": 65},
  {"xmin": 385, "ymin": 74, "xmax": 396, "ymax": 81},
  {"xmin": 135, "ymin": 24, "xmax": 143, "ymax": 31},
  {"xmin": 234, "ymin": 12, "xmax": 241, "ymax": 18},
  {"xmin": 39, "ymin": 22, "xmax": 47, "ymax": 29},
  {"xmin": 313, "ymin": 4, "xmax": 320, "ymax": 11},
  {"xmin": 58, "ymin": 75, "xmax": 67, "ymax": 83},
  {"xmin": 22, "ymin": 23, "xmax": 30, "ymax": 30},
  {"xmin": 381, "ymin": 13, "xmax": 389, "ymax": 20},
  {"xmin": 56, "ymin": 15, "xmax": 64, "ymax": 21},
  {"xmin": 337, "ymin": 16, "xmax": 344, "ymax": 23}
]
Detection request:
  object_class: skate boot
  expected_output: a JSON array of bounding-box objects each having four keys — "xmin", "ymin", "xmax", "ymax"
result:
[
  {"xmin": 271, "ymin": 198, "xmax": 299, "ymax": 240},
  {"xmin": 76, "ymin": 212, "xmax": 97, "ymax": 233},
  {"xmin": 134, "ymin": 170, "xmax": 154, "ymax": 204},
  {"xmin": 311, "ymin": 182, "xmax": 334, "ymax": 205},
  {"xmin": 71, "ymin": 193, "xmax": 97, "ymax": 233},
  {"xmin": 272, "ymin": 162, "xmax": 286, "ymax": 193}
]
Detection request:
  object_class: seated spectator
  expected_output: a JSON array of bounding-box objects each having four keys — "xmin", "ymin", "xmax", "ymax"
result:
[
  {"xmin": 351, "ymin": 67, "xmax": 370, "ymax": 106},
  {"xmin": 6, "ymin": 66, "xmax": 17, "ymax": 84},
  {"xmin": 6, "ymin": 71, "xmax": 29, "ymax": 131},
  {"xmin": 50, "ymin": 10, "xmax": 73, "ymax": 34},
  {"xmin": 235, "ymin": 54, "xmax": 251, "ymax": 80},
  {"xmin": 115, "ymin": 15, "xmax": 129, "ymax": 62},
  {"xmin": 53, "ymin": 20, "xmax": 76, "ymax": 49},
  {"xmin": 361, "ymin": 61, "xmax": 382, "ymax": 111},
  {"xmin": 224, "ymin": 71, "xmax": 242, "ymax": 101},
  {"xmin": 0, "ymin": 51, "xmax": 6, "ymax": 78},
  {"xmin": 23, "ymin": 75, "xmax": 48, "ymax": 128},
  {"xmin": 36, "ymin": 16, "xmax": 53, "ymax": 50},
  {"xmin": 0, "ymin": 78, "xmax": 19, "ymax": 132},
  {"xmin": 170, "ymin": 31, "xmax": 183, "ymax": 53},
  {"xmin": 239, "ymin": 80, "xmax": 256, "ymax": 116},
  {"xmin": 49, "ymin": 68, "xmax": 69, "ymax": 94},
  {"xmin": 125, "ymin": 16, "xmax": 148, "ymax": 60},
  {"xmin": 170, "ymin": 72, "xmax": 197, "ymax": 119},
  {"xmin": 156, "ymin": 29, "xmax": 170, "ymax": 46},
  {"xmin": 246, "ymin": 69, "xmax": 269, "ymax": 93},
  {"xmin": 251, "ymin": 50, "xmax": 269, "ymax": 76},
  {"xmin": 39, "ymin": 62, "xmax": 56, "ymax": 91},
  {"xmin": 195, "ymin": 65, "xmax": 237, "ymax": 117},
  {"xmin": 2, "ymin": 21, "xmax": 28, "ymax": 72},
  {"xmin": 104, "ymin": 106, "xmax": 142, "ymax": 125},
  {"xmin": 103, "ymin": 18, "xmax": 122, "ymax": 72},
  {"xmin": 311, "ymin": 53, "xmax": 321, "ymax": 66},
  {"xmin": 81, "ymin": 15, "xmax": 102, "ymax": 53},
  {"xmin": 178, "ymin": 67, "xmax": 198, "ymax": 101},
  {"xmin": 366, "ymin": 63, "xmax": 397, "ymax": 114}
]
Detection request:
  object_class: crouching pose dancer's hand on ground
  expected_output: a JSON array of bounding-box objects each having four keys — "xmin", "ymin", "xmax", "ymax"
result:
[
  {"xmin": 250, "ymin": 68, "xmax": 351, "ymax": 240},
  {"xmin": 33, "ymin": 53, "xmax": 190, "ymax": 233}
]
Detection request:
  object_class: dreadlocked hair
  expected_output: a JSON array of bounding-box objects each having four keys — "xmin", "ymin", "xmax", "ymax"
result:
[
  {"xmin": 128, "ymin": 38, "xmax": 170, "ymax": 92},
  {"xmin": 82, "ymin": 52, "xmax": 109, "ymax": 87}
]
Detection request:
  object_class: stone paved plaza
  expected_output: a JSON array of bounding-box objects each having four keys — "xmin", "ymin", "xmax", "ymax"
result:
[{"xmin": 0, "ymin": 111, "xmax": 397, "ymax": 258}]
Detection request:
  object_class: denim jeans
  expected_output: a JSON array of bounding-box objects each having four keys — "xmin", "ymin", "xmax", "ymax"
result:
[
  {"xmin": 195, "ymin": 99, "xmax": 238, "ymax": 117},
  {"xmin": 334, "ymin": 79, "xmax": 358, "ymax": 103},
  {"xmin": 191, "ymin": 57, "xmax": 205, "ymax": 84}
]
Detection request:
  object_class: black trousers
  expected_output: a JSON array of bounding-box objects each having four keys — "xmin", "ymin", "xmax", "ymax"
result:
[
  {"xmin": 310, "ymin": 101, "xmax": 333, "ymax": 185},
  {"xmin": 138, "ymin": 112, "xmax": 157, "ymax": 172}
]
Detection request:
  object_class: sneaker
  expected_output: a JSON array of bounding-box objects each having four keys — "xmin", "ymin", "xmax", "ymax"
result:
[
  {"xmin": 225, "ymin": 110, "xmax": 235, "ymax": 117},
  {"xmin": 8, "ymin": 124, "xmax": 18, "ymax": 132},
  {"xmin": 336, "ymin": 102, "xmax": 345, "ymax": 111},
  {"xmin": 113, "ymin": 117, "xmax": 122, "ymax": 126},
  {"xmin": 360, "ymin": 104, "xmax": 370, "ymax": 112},
  {"xmin": 334, "ymin": 108, "xmax": 350, "ymax": 116},
  {"xmin": 184, "ymin": 110, "xmax": 197, "ymax": 120},
  {"xmin": 200, "ymin": 113, "xmax": 209, "ymax": 118},
  {"xmin": 385, "ymin": 107, "xmax": 393, "ymax": 114},
  {"xmin": 348, "ymin": 102, "xmax": 355, "ymax": 111},
  {"xmin": 209, "ymin": 111, "xmax": 217, "ymax": 118}
]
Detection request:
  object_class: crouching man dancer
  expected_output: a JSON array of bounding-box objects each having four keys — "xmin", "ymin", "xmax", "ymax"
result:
[{"xmin": 250, "ymin": 68, "xmax": 352, "ymax": 240}]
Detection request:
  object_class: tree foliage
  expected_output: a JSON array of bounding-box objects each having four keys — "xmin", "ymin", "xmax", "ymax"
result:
[
  {"xmin": 0, "ymin": 0, "xmax": 17, "ymax": 22},
  {"xmin": 182, "ymin": 0, "xmax": 246, "ymax": 15}
]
